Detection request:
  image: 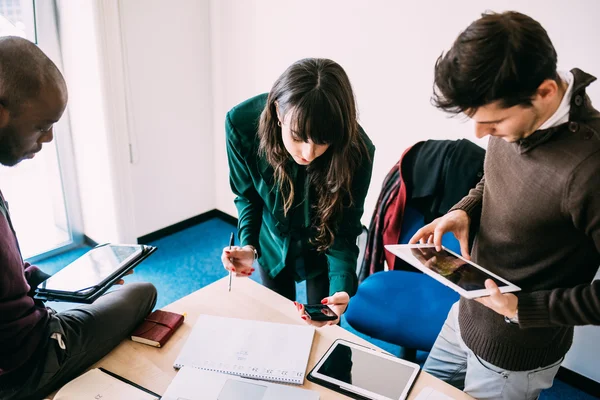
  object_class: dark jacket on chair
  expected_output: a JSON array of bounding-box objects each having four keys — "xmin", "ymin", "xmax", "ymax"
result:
[{"xmin": 359, "ymin": 139, "xmax": 485, "ymax": 282}]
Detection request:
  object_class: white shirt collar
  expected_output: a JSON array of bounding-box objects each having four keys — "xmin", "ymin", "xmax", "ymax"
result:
[{"xmin": 537, "ymin": 71, "xmax": 575, "ymax": 131}]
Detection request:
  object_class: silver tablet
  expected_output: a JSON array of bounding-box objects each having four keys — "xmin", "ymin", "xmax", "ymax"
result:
[
  {"xmin": 308, "ymin": 339, "xmax": 420, "ymax": 400},
  {"xmin": 385, "ymin": 244, "xmax": 520, "ymax": 299}
]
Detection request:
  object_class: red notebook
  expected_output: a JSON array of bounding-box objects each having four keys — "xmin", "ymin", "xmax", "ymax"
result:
[{"xmin": 131, "ymin": 310, "xmax": 184, "ymax": 348}]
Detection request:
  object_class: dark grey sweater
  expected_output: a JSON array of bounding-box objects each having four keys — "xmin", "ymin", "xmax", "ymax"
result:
[{"xmin": 452, "ymin": 69, "xmax": 600, "ymax": 371}]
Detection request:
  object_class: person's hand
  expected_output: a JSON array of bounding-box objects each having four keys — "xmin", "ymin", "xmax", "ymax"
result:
[
  {"xmin": 221, "ymin": 245, "xmax": 256, "ymax": 277},
  {"xmin": 409, "ymin": 209, "xmax": 472, "ymax": 260},
  {"xmin": 293, "ymin": 292, "xmax": 349, "ymax": 327},
  {"xmin": 476, "ymin": 279, "xmax": 518, "ymax": 319},
  {"xmin": 114, "ymin": 269, "xmax": 134, "ymax": 285}
]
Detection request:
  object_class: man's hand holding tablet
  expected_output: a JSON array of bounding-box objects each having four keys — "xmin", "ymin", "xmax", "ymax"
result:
[{"xmin": 406, "ymin": 209, "xmax": 520, "ymax": 319}]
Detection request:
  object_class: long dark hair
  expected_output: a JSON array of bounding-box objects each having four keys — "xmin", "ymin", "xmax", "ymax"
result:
[{"xmin": 258, "ymin": 58, "xmax": 369, "ymax": 251}]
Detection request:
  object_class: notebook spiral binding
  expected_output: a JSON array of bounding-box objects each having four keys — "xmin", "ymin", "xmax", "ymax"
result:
[{"xmin": 175, "ymin": 364, "xmax": 303, "ymax": 384}]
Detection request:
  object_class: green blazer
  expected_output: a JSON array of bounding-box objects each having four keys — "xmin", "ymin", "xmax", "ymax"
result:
[{"xmin": 226, "ymin": 94, "xmax": 375, "ymax": 296}]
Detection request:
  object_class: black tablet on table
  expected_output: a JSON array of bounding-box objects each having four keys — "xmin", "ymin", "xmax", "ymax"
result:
[{"xmin": 34, "ymin": 243, "xmax": 156, "ymax": 304}]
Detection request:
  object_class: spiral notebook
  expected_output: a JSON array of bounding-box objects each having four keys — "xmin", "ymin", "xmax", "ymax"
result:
[{"xmin": 173, "ymin": 315, "xmax": 315, "ymax": 385}]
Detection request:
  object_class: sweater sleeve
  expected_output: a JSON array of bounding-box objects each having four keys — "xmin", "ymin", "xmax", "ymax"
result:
[
  {"xmin": 326, "ymin": 143, "xmax": 375, "ymax": 297},
  {"xmin": 225, "ymin": 112, "xmax": 263, "ymax": 252},
  {"xmin": 518, "ymin": 153, "xmax": 600, "ymax": 328},
  {"xmin": 449, "ymin": 175, "xmax": 485, "ymax": 218},
  {"xmin": 24, "ymin": 263, "xmax": 51, "ymax": 296}
]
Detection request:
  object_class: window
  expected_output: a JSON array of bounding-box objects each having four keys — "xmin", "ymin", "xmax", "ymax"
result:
[
  {"xmin": 0, "ymin": 0, "xmax": 83, "ymax": 261},
  {"xmin": 0, "ymin": 0, "xmax": 35, "ymax": 40}
]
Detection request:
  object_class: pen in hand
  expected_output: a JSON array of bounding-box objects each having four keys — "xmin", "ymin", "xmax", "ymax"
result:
[{"xmin": 228, "ymin": 232, "xmax": 234, "ymax": 292}]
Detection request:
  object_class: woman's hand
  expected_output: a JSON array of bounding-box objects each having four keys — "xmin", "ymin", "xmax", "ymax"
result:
[
  {"xmin": 221, "ymin": 245, "xmax": 256, "ymax": 277},
  {"xmin": 294, "ymin": 292, "xmax": 350, "ymax": 327}
]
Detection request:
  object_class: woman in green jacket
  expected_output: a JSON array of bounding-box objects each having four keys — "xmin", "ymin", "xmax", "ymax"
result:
[{"xmin": 221, "ymin": 58, "xmax": 375, "ymax": 326}]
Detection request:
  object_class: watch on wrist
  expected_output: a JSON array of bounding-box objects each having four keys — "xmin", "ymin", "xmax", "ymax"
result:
[{"xmin": 504, "ymin": 310, "xmax": 519, "ymax": 324}]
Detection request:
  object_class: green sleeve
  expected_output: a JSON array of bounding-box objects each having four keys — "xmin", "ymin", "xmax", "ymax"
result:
[
  {"xmin": 225, "ymin": 112, "xmax": 263, "ymax": 251},
  {"xmin": 326, "ymin": 144, "xmax": 375, "ymax": 297}
]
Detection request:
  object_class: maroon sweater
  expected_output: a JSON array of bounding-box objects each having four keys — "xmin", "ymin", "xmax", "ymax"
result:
[
  {"xmin": 452, "ymin": 69, "xmax": 600, "ymax": 370},
  {"xmin": 0, "ymin": 191, "xmax": 50, "ymax": 376}
]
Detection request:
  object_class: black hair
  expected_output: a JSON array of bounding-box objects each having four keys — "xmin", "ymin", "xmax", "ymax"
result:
[
  {"xmin": 0, "ymin": 36, "xmax": 66, "ymax": 114},
  {"xmin": 433, "ymin": 11, "xmax": 560, "ymax": 115}
]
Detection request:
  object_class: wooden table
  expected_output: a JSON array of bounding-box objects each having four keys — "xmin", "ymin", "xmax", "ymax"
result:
[{"xmin": 51, "ymin": 277, "xmax": 473, "ymax": 399}]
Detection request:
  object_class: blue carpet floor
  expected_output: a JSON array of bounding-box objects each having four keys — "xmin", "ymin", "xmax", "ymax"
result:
[{"xmin": 35, "ymin": 217, "xmax": 598, "ymax": 400}]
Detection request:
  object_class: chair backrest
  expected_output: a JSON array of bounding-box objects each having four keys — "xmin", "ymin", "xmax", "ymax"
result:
[
  {"xmin": 358, "ymin": 140, "xmax": 484, "ymax": 279},
  {"xmin": 397, "ymin": 206, "xmax": 425, "ymax": 245},
  {"xmin": 356, "ymin": 206, "xmax": 462, "ymax": 274}
]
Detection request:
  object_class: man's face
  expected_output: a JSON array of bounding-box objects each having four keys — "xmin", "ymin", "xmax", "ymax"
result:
[
  {"xmin": 469, "ymin": 101, "xmax": 542, "ymax": 143},
  {"xmin": 468, "ymin": 79, "xmax": 563, "ymax": 143},
  {"xmin": 0, "ymin": 85, "xmax": 67, "ymax": 166}
]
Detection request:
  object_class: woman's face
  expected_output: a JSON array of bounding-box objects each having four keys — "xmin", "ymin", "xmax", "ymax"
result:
[{"xmin": 277, "ymin": 107, "xmax": 330, "ymax": 166}]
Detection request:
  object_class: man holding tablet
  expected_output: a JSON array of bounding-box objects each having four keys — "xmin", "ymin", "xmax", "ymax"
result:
[
  {"xmin": 0, "ymin": 37, "xmax": 157, "ymax": 400},
  {"xmin": 385, "ymin": 244, "xmax": 521, "ymax": 299},
  {"xmin": 410, "ymin": 11, "xmax": 600, "ymax": 400}
]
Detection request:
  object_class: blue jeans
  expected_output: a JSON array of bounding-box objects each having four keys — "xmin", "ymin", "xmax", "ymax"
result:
[{"xmin": 423, "ymin": 302, "xmax": 562, "ymax": 400}]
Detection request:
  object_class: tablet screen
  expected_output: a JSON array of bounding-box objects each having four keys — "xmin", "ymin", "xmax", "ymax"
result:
[
  {"xmin": 40, "ymin": 245, "xmax": 143, "ymax": 293},
  {"xmin": 407, "ymin": 247, "xmax": 506, "ymax": 290},
  {"xmin": 316, "ymin": 343, "xmax": 417, "ymax": 399}
]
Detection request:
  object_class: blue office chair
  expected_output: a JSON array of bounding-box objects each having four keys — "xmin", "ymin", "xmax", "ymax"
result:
[{"xmin": 345, "ymin": 205, "xmax": 460, "ymax": 361}]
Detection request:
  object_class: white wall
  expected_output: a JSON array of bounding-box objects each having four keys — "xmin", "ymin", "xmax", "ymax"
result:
[
  {"xmin": 211, "ymin": 0, "xmax": 600, "ymax": 221},
  {"xmin": 209, "ymin": 0, "xmax": 600, "ymax": 381},
  {"xmin": 117, "ymin": 0, "xmax": 215, "ymax": 237},
  {"xmin": 58, "ymin": 0, "xmax": 215, "ymax": 241}
]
